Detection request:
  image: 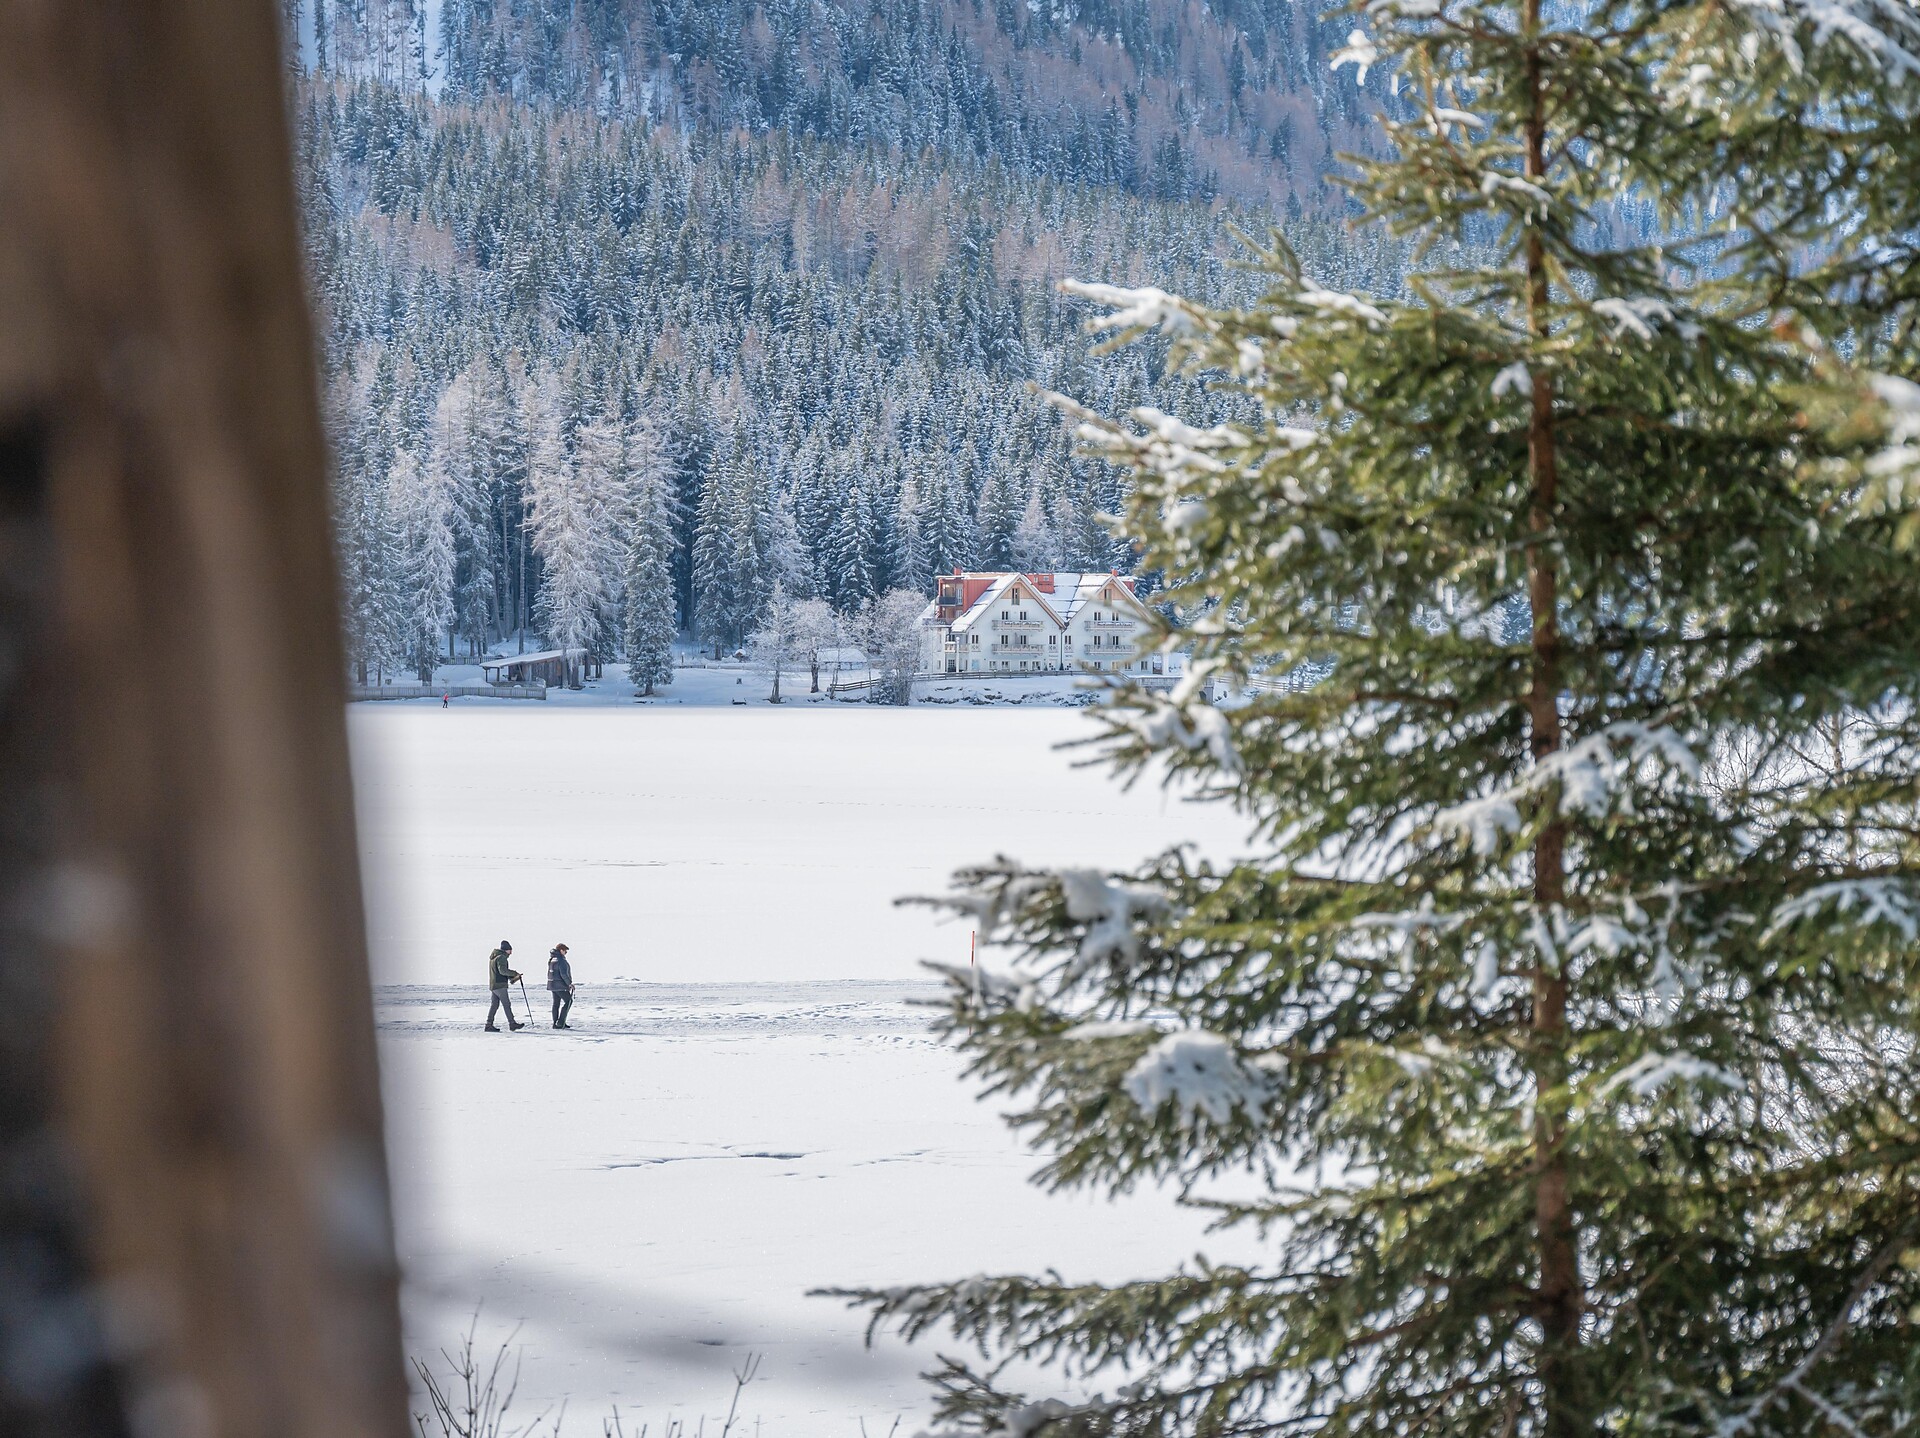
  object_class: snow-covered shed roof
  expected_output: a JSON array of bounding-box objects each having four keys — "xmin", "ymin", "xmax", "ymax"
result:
[{"xmin": 480, "ymin": 648, "xmax": 586, "ymax": 668}]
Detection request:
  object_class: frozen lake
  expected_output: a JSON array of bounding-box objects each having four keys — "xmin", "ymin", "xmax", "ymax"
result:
[
  {"xmin": 352, "ymin": 705, "xmax": 1260, "ymax": 1434},
  {"xmin": 351, "ymin": 704, "xmax": 1253, "ymax": 986}
]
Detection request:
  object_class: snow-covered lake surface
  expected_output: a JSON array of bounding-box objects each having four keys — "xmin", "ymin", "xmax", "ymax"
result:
[
  {"xmin": 353, "ymin": 706, "xmax": 1262, "ymax": 1434},
  {"xmin": 352, "ymin": 704, "xmax": 1253, "ymax": 985}
]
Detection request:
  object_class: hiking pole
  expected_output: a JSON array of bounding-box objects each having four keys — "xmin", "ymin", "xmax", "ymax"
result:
[{"xmin": 519, "ymin": 975, "xmax": 533, "ymax": 1029}]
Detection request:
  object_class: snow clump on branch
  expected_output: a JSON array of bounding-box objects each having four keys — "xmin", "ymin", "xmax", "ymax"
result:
[
  {"xmin": 1060, "ymin": 280, "xmax": 1212, "ymax": 339},
  {"xmin": 1491, "ymin": 362, "xmax": 1533, "ymax": 399},
  {"xmin": 1330, "ymin": 29, "xmax": 1380, "ymax": 83},
  {"xmin": 1592, "ymin": 296, "xmax": 1702, "ymax": 343},
  {"xmin": 1057, "ymin": 869, "xmax": 1172, "ymax": 967},
  {"xmin": 1295, "ymin": 288, "xmax": 1388, "ymax": 329},
  {"xmin": 1124, "ymin": 1032, "xmax": 1269, "ymax": 1124}
]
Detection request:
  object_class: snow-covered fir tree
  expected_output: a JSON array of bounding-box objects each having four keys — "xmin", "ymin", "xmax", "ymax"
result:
[
  {"xmin": 623, "ymin": 425, "xmax": 679, "ymax": 696},
  {"xmin": 388, "ymin": 444, "xmax": 456, "ymax": 680},
  {"xmin": 692, "ymin": 439, "xmax": 766, "ymax": 658},
  {"xmin": 525, "ymin": 378, "xmax": 618, "ymax": 687},
  {"xmin": 837, "ymin": 1, "xmax": 1920, "ymax": 1434}
]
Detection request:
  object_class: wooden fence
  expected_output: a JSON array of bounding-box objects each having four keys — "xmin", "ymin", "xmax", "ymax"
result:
[{"xmin": 349, "ymin": 683, "xmax": 547, "ymax": 701}]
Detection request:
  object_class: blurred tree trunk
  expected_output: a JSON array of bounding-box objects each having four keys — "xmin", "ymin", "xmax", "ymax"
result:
[{"xmin": 0, "ymin": 5, "xmax": 408, "ymax": 1438}]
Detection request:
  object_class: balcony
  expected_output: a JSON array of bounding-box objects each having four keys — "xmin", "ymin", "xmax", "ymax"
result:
[
  {"xmin": 994, "ymin": 618, "xmax": 1048, "ymax": 631},
  {"xmin": 1083, "ymin": 618, "xmax": 1132, "ymax": 631}
]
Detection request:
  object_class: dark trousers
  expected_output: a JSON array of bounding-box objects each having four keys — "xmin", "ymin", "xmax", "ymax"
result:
[
  {"xmin": 487, "ymin": 986, "xmax": 517, "ymax": 1027},
  {"xmin": 551, "ymin": 989, "xmax": 573, "ymax": 1026}
]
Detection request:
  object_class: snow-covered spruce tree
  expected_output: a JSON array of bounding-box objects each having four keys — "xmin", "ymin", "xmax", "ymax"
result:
[
  {"xmin": 525, "ymin": 386, "xmax": 617, "ymax": 688},
  {"xmin": 624, "ymin": 460, "xmax": 679, "ymax": 697},
  {"xmin": 835, "ymin": 5, "xmax": 1920, "ymax": 1436},
  {"xmin": 389, "ymin": 444, "xmax": 457, "ymax": 681}
]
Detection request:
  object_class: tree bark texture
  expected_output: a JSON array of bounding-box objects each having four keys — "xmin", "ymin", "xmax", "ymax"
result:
[
  {"xmin": 0, "ymin": 5, "xmax": 408, "ymax": 1438},
  {"xmin": 1520, "ymin": 5, "xmax": 1585, "ymax": 1434}
]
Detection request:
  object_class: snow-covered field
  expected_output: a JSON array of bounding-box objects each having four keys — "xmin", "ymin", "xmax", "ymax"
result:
[{"xmin": 354, "ymin": 705, "xmax": 1261, "ymax": 1434}]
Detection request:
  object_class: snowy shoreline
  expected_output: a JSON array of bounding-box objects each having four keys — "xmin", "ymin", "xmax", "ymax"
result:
[{"xmin": 349, "ymin": 655, "xmax": 1114, "ymax": 708}]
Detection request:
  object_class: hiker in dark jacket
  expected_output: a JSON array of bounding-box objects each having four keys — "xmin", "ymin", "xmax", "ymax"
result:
[
  {"xmin": 486, "ymin": 940, "xmax": 523, "ymax": 1031},
  {"xmin": 547, "ymin": 943, "xmax": 575, "ymax": 1029}
]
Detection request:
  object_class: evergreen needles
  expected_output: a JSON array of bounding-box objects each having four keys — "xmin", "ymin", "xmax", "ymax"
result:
[{"xmin": 830, "ymin": 2, "xmax": 1920, "ymax": 1435}]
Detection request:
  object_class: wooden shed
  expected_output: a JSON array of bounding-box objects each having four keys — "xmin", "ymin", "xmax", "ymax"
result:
[{"xmin": 478, "ymin": 647, "xmax": 593, "ymax": 687}]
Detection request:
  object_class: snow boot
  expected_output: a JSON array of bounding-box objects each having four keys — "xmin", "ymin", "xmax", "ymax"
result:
[
  {"xmin": 508, "ymin": 1020, "xmax": 523, "ymax": 1031},
  {"xmin": 485, "ymin": 1025, "xmax": 500, "ymax": 1032}
]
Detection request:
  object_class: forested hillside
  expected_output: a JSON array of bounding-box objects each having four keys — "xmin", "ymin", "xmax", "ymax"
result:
[
  {"xmin": 293, "ymin": 1, "xmax": 1398, "ymax": 681},
  {"xmin": 306, "ymin": 0, "xmax": 1378, "ymax": 204}
]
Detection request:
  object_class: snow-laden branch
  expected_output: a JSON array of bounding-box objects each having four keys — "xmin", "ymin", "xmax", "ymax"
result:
[
  {"xmin": 1075, "ymin": 406, "xmax": 1251, "ymax": 480},
  {"xmin": 1713, "ymin": 1215, "xmax": 1920, "ymax": 1438},
  {"xmin": 1060, "ymin": 280, "xmax": 1212, "ymax": 339},
  {"xmin": 1730, "ymin": 0, "xmax": 1920, "ymax": 77},
  {"xmin": 1295, "ymin": 287, "xmax": 1389, "ymax": 329},
  {"xmin": 1124, "ymin": 1031, "xmax": 1269, "ymax": 1124},
  {"xmin": 1433, "ymin": 722, "xmax": 1700, "ymax": 855},
  {"xmin": 1859, "ymin": 372, "xmax": 1920, "ymax": 513},
  {"xmin": 1478, "ymin": 171, "xmax": 1552, "ymax": 215},
  {"xmin": 1591, "ymin": 296, "xmax": 1703, "ymax": 342},
  {"xmin": 1760, "ymin": 876, "xmax": 1920, "ymax": 942},
  {"xmin": 1112, "ymin": 686, "xmax": 1240, "ymax": 773},
  {"xmin": 1058, "ymin": 869, "xmax": 1172, "ymax": 967},
  {"xmin": 1428, "ymin": 106, "xmax": 1486, "ymax": 132},
  {"xmin": 1330, "ymin": 29, "xmax": 1380, "ymax": 83},
  {"xmin": 1598, "ymin": 1050, "xmax": 1743, "ymax": 1098}
]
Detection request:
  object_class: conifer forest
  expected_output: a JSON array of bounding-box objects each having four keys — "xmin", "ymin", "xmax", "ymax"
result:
[{"xmin": 297, "ymin": 0, "xmax": 1410, "ymax": 680}]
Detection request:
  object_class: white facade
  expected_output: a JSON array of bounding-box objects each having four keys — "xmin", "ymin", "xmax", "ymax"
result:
[{"xmin": 918, "ymin": 571, "xmax": 1180, "ymax": 680}]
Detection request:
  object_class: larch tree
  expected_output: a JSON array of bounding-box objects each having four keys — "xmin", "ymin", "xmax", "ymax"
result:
[
  {"xmin": 837, "ymin": 1, "xmax": 1920, "ymax": 1435},
  {"xmin": 750, "ymin": 580, "xmax": 805, "ymax": 703},
  {"xmin": 792, "ymin": 596, "xmax": 839, "ymax": 694},
  {"xmin": 860, "ymin": 587, "xmax": 926, "ymax": 706}
]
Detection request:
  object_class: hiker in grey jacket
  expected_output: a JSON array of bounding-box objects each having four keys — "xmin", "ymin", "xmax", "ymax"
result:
[
  {"xmin": 547, "ymin": 944, "xmax": 575, "ymax": 1029},
  {"xmin": 486, "ymin": 941, "xmax": 523, "ymax": 1031}
]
